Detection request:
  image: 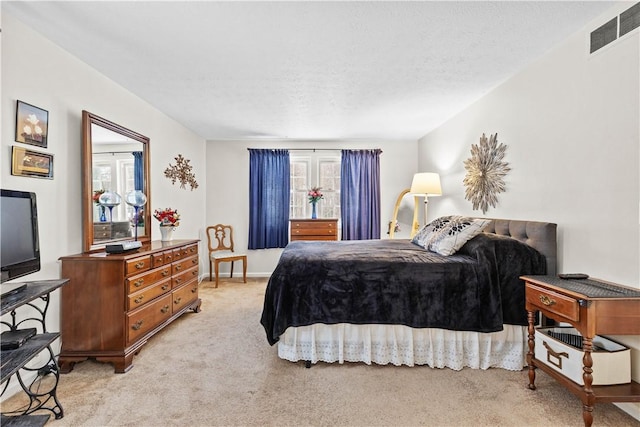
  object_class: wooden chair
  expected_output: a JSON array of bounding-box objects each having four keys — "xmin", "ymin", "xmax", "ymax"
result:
[{"xmin": 206, "ymin": 224, "xmax": 247, "ymax": 288}]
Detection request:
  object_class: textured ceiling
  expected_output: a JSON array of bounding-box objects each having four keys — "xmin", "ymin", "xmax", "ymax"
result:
[{"xmin": 3, "ymin": 1, "xmax": 614, "ymax": 141}]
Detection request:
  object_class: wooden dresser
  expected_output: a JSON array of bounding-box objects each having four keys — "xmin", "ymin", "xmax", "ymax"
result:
[
  {"xmin": 59, "ymin": 239, "xmax": 200, "ymax": 373},
  {"xmin": 290, "ymin": 219, "xmax": 339, "ymax": 241}
]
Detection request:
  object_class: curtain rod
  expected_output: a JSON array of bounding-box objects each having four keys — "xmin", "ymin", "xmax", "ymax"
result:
[{"xmin": 246, "ymin": 148, "xmax": 381, "ymax": 152}]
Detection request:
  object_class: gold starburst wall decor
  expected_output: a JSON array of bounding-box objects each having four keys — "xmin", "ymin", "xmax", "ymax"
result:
[
  {"xmin": 164, "ymin": 154, "xmax": 199, "ymax": 191},
  {"xmin": 463, "ymin": 133, "xmax": 510, "ymax": 214}
]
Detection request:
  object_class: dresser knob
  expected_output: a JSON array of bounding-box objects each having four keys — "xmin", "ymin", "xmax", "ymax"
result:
[
  {"xmin": 191, "ymin": 287, "xmax": 197, "ymax": 293},
  {"xmin": 131, "ymin": 320, "xmax": 143, "ymax": 330},
  {"xmin": 134, "ymin": 279, "xmax": 144, "ymax": 288},
  {"xmin": 176, "ymin": 265, "xmax": 182, "ymax": 271},
  {"xmin": 161, "ymin": 305, "xmax": 170, "ymax": 314},
  {"xmin": 161, "ymin": 270, "xmax": 170, "ymax": 277},
  {"xmin": 174, "ymin": 297, "xmax": 182, "ymax": 305},
  {"xmin": 162, "ymin": 284, "xmax": 169, "ymax": 291},
  {"xmin": 135, "ymin": 261, "xmax": 145, "ymax": 269},
  {"xmin": 539, "ymin": 295, "xmax": 556, "ymax": 306},
  {"xmin": 134, "ymin": 295, "xmax": 144, "ymax": 304}
]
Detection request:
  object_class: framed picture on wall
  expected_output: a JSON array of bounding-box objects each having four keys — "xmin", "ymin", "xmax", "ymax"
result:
[
  {"xmin": 15, "ymin": 100, "xmax": 49, "ymax": 148},
  {"xmin": 11, "ymin": 146, "xmax": 54, "ymax": 179}
]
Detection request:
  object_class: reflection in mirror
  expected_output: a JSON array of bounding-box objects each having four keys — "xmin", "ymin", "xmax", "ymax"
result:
[{"xmin": 83, "ymin": 111, "xmax": 151, "ymax": 252}]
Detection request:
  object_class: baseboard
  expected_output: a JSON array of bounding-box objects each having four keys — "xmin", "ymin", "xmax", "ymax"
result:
[{"xmin": 615, "ymin": 402, "xmax": 640, "ymax": 422}]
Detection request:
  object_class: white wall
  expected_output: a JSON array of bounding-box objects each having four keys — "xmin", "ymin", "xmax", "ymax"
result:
[
  {"xmin": 417, "ymin": 3, "xmax": 639, "ymax": 419},
  {"xmin": 204, "ymin": 139, "xmax": 417, "ymax": 276},
  {"xmin": 1, "ymin": 12, "xmax": 207, "ymax": 393}
]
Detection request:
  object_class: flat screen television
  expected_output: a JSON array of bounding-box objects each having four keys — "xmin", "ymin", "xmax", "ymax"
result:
[{"xmin": 1, "ymin": 189, "xmax": 41, "ymax": 294}]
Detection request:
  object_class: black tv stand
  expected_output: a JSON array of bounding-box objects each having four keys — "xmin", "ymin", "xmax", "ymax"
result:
[
  {"xmin": 1, "ymin": 279, "xmax": 68, "ymax": 424},
  {"xmin": 1, "ymin": 284, "xmax": 28, "ymax": 298}
]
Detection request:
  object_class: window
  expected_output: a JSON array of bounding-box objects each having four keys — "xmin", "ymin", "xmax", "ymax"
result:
[{"xmin": 290, "ymin": 151, "xmax": 341, "ymax": 219}]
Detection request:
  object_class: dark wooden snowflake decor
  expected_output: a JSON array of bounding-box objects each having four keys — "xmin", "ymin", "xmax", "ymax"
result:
[
  {"xmin": 164, "ymin": 154, "xmax": 199, "ymax": 191},
  {"xmin": 463, "ymin": 133, "xmax": 510, "ymax": 214}
]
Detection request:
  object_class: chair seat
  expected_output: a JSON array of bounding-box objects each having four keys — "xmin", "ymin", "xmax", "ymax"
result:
[{"xmin": 210, "ymin": 251, "xmax": 246, "ymax": 260}]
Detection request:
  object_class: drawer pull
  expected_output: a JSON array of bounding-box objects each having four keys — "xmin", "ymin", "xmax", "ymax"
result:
[
  {"xmin": 191, "ymin": 259, "xmax": 198, "ymax": 265},
  {"xmin": 542, "ymin": 340, "xmax": 569, "ymax": 369},
  {"xmin": 161, "ymin": 305, "xmax": 170, "ymax": 314},
  {"xmin": 131, "ymin": 320, "xmax": 143, "ymax": 330},
  {"xmin": 134, "ymin": 279, "xmax": 144, "ymax": 288},
  {"xmin": 174, "ymin": 297, "xmax": 182, "ymax": 305},
  {"xmin": 175, "ymin": 278, "xmax": 182, "ymax": 284},
  {"xmin": 539, "ymin": 295, "xmax": 556, "ymax": 306},
  {"xmin": 134, "ymin": 295, "xmax": 144, "ymax": 304},
  {"xmin": 166, "ymin": 255, "xmax": 172, "ymax": 261},
  {"xmin": 175, "ymin": 264, "xmax": 183, "ymax": 271},
  {"xmin": 161, "ymin": 269, "xmax": 170, "ymax": 277},
  {"xmin": 189, "ymin": 247, "xmax": 196, "ymax": 253},
  {"xmin": 192, "ymin": 270, "xmax": 198, "ymax": 276},
  {"xmin": 162, "ymin": 284, "xmax": 170, "ymax": 291},
  {"xmin": 135, "ymin": 261, "xmax": 145, "ymax": 269},
  {"xmin": 191, "ymin": 287, "xmax": 197, "ymax": 293}
]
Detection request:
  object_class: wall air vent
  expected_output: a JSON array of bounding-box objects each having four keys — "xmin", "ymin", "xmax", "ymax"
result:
[
  {"xmin": 590, "ymin": 17, "xmax": 617, "ymax": 54},
  {"xmin": 619, "ymin": 2, "xmax": 640, "ymax": 37}
]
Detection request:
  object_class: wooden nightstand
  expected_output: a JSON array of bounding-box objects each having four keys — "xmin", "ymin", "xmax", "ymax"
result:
[
  {"xmin": 522, "ymin": 275, "xmax": 640, "ymax": 427},
  {"xmin": 290, "ymin": 219, "xmax": 338, "ymax": 241}
]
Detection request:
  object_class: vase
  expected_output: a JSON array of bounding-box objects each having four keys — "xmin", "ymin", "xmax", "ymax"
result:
[
  {"xmin": 159, "ymin": 225, "xmax": 175, "ymax": 242},
  {"xmin": 99, "ymin": 205, "xmax": 107, "ymax": 222},
  {"xmin": 311, "ymin": 202, "xmax": 317, "ymax": 219}
]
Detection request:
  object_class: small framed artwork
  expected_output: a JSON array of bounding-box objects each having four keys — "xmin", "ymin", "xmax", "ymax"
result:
[
  {"xmin": 11, "ymin": 146, "xmax": 54, "ymax": 179},
  {"xmin": 15, "ymin": 100, "xmax": 49, "ymax": 148}
]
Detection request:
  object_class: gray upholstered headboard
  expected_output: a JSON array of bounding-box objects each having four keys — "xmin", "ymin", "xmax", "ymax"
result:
[{"xmin": 480, "ymin": 218, "xmax": 558, "ymax": 275}]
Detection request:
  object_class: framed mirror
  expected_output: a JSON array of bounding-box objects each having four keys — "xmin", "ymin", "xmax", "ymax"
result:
[{"xmin": 82, "ymin": 111, "xmax": 151, "ymax": 252}]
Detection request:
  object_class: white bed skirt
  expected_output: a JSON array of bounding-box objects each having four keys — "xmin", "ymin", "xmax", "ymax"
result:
[{"xmin": 277, "ymin": 323, "xmax": 528, "ymax": 371}]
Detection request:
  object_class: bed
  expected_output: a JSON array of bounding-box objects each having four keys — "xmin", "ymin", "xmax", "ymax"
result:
[{"xmin": 260, "ymin": 218, "xmax": 557, "ymax": 371}]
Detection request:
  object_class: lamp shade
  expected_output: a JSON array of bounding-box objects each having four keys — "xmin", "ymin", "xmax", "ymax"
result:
[{"xmin": 410, "ymin": 173, "xmax": 442, "ymax": 196}]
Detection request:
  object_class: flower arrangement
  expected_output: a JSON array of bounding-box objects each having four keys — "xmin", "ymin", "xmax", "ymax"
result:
[
  {"xmin": 153, "ymin": 207, "xmax": 180, "ymax": 226},
  {"xmin": 93, "ymin": 189, "xmax": 105, "ymax": 205},
  {"xmin": 308, "ymin": 187, "xmax": 324, "ymax": 203}
]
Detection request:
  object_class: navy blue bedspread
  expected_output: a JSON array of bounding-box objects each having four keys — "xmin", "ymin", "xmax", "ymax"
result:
[{"xmin": 260, "ymin": 233, "xmax": 546, "ymax": 345}]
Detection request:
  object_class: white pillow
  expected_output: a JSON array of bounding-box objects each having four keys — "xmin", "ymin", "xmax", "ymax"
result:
[
  {"xmin": 411, "ymin": 216, "xmax": 454, "ymax": 249},
  {"xmin": 428, "ymin": 216, "xmax": 491, "ymax": 256}
]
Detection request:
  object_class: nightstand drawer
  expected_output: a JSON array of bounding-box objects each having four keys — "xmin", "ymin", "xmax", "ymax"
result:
[{"xmin": 526, "ymin": 284, "xmax": 580, "ymax": 322}]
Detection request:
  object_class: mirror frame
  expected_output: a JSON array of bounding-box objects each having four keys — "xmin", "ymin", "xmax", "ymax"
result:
[{"xmin": 82, "ymin": 111, "xmax": 152, "ymax": 253}]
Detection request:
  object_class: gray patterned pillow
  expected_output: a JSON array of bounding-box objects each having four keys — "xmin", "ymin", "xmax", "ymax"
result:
[
  {"xmin": 428, "ymin": 216, "xmax": 491, "ymax": 256},
  {"xmin": 411, "ymin": 216, "xmax": 454, "ymax": 249}
]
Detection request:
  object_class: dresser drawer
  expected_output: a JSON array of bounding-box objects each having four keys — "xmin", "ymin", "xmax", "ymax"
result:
[
  {"xmin": 181, "ymin": 243, "xmax": 198, "ymax": 257},
  {"xmin": 291, "ymin": 221, "xmax": 336, "ymax": 231},
  {"xmin": 125, "ymin": 255, "xmax": 152, "ymax": 276},
  {"xmin": 126, "ymin": 265, "xmax": 172, "ymax": 294},
  {"xmin": 526, "ymin": 284, "xmax": 580, "ymax": 322},
  {"xmin": 126, "ymin": 294, "xmax": 172, "ymax": 344},
  {"xmin": 172, "ymin": 281, "xmax": 199, "ymax": 313},
  {"xmin": 172, "ymin": 255, "xmax": 199, "ymax": 276},
  {"xmin": 172, "ymin": 266, "xmax": 199, "ymax": 289},
  {"xmin": 127, "ymin": 278, "xmax": 172, "ymax": 310}
]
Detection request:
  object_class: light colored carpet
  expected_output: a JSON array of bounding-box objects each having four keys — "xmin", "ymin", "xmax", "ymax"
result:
[{"xmin": 3, "ymin": 278, "xmax": 638, "ymax": 426}]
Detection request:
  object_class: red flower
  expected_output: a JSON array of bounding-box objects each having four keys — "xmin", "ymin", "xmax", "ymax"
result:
[{"xmin": 308, "ymin": 187, "xmax": 324, "ymax": 203}]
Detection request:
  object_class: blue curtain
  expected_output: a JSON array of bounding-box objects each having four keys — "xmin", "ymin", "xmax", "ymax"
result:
[
  {"xmin": 248, "ymin": 149, "xmax": 290, "ymax": 249},
  {"xmin": 340, "ymin": 149, "xmax": 382, "ymax": 240},
  {"xmin": 132, "ymin": 152, "xmax": 143, "ymax": 191}
]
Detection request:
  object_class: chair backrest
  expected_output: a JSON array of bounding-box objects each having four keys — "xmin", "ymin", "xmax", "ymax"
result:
[{"xmin": 206, "ymin": 224, "xmax": 235, "ymax": 254}]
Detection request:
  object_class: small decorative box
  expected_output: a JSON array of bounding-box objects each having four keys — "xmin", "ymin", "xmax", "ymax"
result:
[{"xmin": 535, "ymin": 327, "xmax": 630, "ymax": 385}]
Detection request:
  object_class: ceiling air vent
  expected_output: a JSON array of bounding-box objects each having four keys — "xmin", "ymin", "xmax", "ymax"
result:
[
  {"xmin": 619, "ymin": 2, "xmax": 640, "ymax": 37},
  {"xmin": 590, "ymin": 17, "xmax": 617, "ymax": 54}
]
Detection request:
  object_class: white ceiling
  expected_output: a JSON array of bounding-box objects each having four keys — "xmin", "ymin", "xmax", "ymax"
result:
[{"xmin": 3, "ymin": 1, "xmax": 615, "ymax": 141}]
